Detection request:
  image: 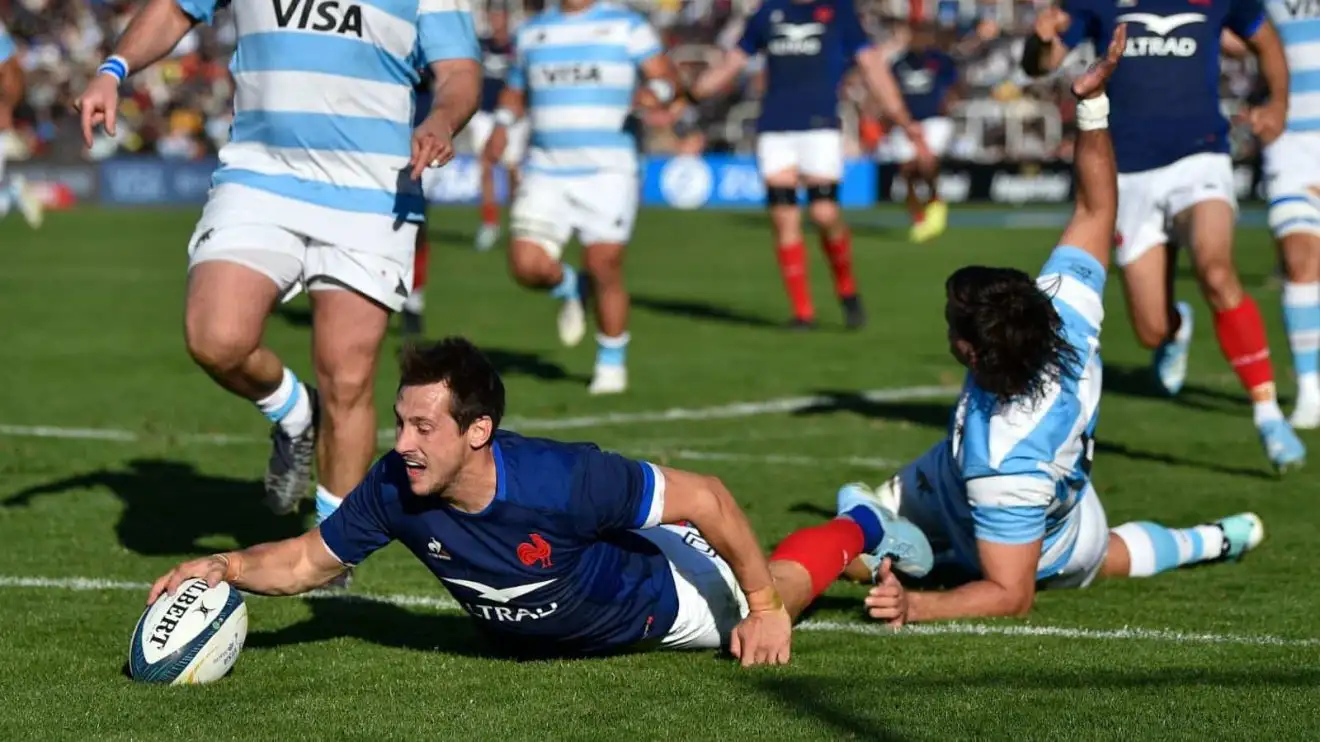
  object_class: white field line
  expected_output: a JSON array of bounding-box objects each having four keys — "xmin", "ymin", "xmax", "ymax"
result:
[
  {"xmin": 3, "ymin": 575, "xmax": 1317, "ymax": 648},
  {"xmin": 0, "ymin": 384, "xmax": 960, "ymax": 446}
]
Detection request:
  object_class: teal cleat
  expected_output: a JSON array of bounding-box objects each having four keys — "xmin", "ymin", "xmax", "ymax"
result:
[
  {"xmin": 836, "ymin": 482, "xmax": 934, "ymax": 580},
  {"xmin": 1152, "ymin": 301, "xmax": 1193, "ymax": 396},
  {"xmin": 1215, "ymin": 512, "xmax": 1265, "ymax": 562},
  {"xmin": 1258, "ymin": 418, "xmax": 1306, "ymax": 474}
]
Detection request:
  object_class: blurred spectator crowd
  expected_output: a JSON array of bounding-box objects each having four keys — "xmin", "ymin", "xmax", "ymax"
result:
[{"xmin": 0, "ymin": 0, "xmax": 1266, "ymax": 166}]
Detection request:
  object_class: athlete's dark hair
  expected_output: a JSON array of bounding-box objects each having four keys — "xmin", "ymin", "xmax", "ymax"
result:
[
  {"xmin": 945, "ymin": 266, "xmax": 1080, "ymax": 405},
  {"xmin": 398, "ymin": 337, "xmax": 506, "ymax": 433}
]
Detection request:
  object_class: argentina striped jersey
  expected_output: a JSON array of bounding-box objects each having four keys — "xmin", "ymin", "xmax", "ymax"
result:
[
  {"xmin": 944, "ymin": 245, "xmax": 1106, "ymax": 580},
  {"xmin": 176, "ymin": 0, "xmax": 479, "ymax": 222},
  {"xmin": 506, "ymin": 2, "xmax": 662, "ymax": 175},
  {"xmin": 0, "ymin": 22, "xmax": 14, "ymax": 64},
  {"xmin": 1266, "ymin": 0, "xmax": 1320, "ymax": 132}
]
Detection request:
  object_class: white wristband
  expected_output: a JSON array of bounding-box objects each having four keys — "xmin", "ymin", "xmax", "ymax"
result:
[
  {"xmin": 646, "ymin": 78, "xmax": 676, "ymax": 104},
  {"xmin": 1076, "ymin": 94, "xmax": 1109, "ymax": 131},
  {"xmin": 493, "ymin": 108, "xmax": 517, "ymax": 127}
]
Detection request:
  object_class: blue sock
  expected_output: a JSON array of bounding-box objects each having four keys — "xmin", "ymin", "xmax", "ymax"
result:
[
  {"xmin": 550, "ymin": 265, "xmax": 579, "ymax": 301},
  {"xmin": 1283, "ymin": 282, "xmax": 1320, "ymax": 379},
  {"xmin": 315, "ymin": 486, "xmax": 343, "ymax": 527},
  {"xmin": 1112, "ymin": 521, "xmax": 1224, "ymax": 577},
  {"xmin": 595, "ymin": 332, "xmax": 629, "ymax": 368},
  {"xmin": 843, "ymin": 505, "xmax": 885, "ymax": 553}
]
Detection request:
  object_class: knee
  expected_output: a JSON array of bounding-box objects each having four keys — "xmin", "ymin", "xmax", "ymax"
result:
[
  {"xmin": 315, "ymin": 360, "xmax": 375, "ymax": 413},
  {"xmin": 1196, "ymin": 256, "xmax": 1243, "ymax": 309},
  {"xmin": 508, "ymin": 241, "xmax": 557, "ymax": 287},
  {"xmin": 184, "ymin": 309, "xmax": 259, "ymax": 375},
  {"xmin": 583, "ymin": 248, "xmax": 624, "ymax": 286},
  {"xmin": 807, "ymin": 200, "xmax": 841, "ymax": 231}
]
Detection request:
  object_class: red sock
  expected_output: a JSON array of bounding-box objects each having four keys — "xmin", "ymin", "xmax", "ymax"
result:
[
  {"xmin": 481, "ymin": 202, "xmax": 498, "ymax": 226},
  {"xmin": 1214, "ymin": 295, "xmax": 1275, "ymax": 395},
  {"xmin": 776, "ymin": 241, "xmax": 814, "ymax": 321},
  {"xmin": 769, "ymin": 519, "xmax": 865, "ymax": 598},
  {"xmin": 821, "ymin": 229, "xmax": 857, "ymax": 299},
  {"xmin": 413, "ymin": 233, "xmax": 430, "ymax": 292}
]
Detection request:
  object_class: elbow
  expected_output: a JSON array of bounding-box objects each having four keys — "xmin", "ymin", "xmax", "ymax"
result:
[{"xmin": 1002, "ymin": 585, "xmax": 1036, "ymax": 617}]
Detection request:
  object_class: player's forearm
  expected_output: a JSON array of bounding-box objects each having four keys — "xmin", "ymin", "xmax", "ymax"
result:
[
  {"xmin": 682, "ymin": 478, "xmax": 777, "ymax": 605},
  {"xmin": 222, "ymin": 534, "xmax": 341, "ymax": 596},
  {"xmin": 110, "ymin": 0, "xmax": 197, "ymax": 73},
  {"xmin": 908, "ymin": 579, "xmax": 1034, "ymax": 622},
  {"xmin": 429, "ymin": 59, "xmax": 482, "ymax": 134},
  {"xmin": 690, "ymin": 51, "xmax": 746, "ymax": 101},
  {"xmin": 855, "ymin": 48, "xmax": 915, "ymax": 127},
  {"xmin": 1251, "ymin": 20, "xmax": 1289, "ymax": 114},
  {"xmin": 1059, "ymin": 107, "xmax": 1117, "ymax": 268},
  {"xmin": 494, "ymin": 87, "xmax": 526, "ymax": 121},
  {"xmin": 0, "ymin": 61, "xmax": 24, "ymax": 112},
  {"xmin": 1022, "ymin": 35, "xmax": 1067, "ymax": 77}
]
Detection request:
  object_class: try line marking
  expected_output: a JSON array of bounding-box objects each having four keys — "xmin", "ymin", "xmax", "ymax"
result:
[
  {"xmin": 3, "ymin": 575, "xmax": 1315, "ymax": 649},
  {"xmin": 0, "ymin": 383, "xmax": 960, "ymax": 445}
]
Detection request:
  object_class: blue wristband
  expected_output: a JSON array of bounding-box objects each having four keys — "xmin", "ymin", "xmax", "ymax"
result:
[{"xmin": 97, "ymin": 56, "xmax": 129, "ymax": 82}]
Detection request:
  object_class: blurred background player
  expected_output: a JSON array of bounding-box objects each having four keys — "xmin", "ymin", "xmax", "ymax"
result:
[
  {"xmin": 0, "ymin": 20, "xmax": 42, "ymax": 230},
  {"xmin": 1237, "ymin": 3, "xmax": 1320, "ymax": 430},
  {"xmin": 1026, "ymin": 1, "xmax": 1306, "ymax": 471},
  {"xmin": 885, "ymin": 21, "xmax": 959, "ymax": 243},
  {"xmin": 404, "ymin": 68, "xmax": 437, "ymax": 338},
  {"xmin": 687, "ymin": 0, "xmax": 928, "ymax": 331},
  {"xmin": 470, "ymin": 4, "xmax": 529, "ymax": 253},
  {"xmin": 73, "ymin": 0, "xmax": 482, "ymax": 553},
  {"xmin": 485, "ymin": 0, "xmax": 681, "ymax": 395}
]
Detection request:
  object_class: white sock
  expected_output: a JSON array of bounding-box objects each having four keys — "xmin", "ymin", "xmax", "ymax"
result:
[
  {"xmin": 256, "ymin": 368, "xmax": 313, "ymax": 436},
  {"xmin": 1113, "ymin": 521, "xmax": 1225, "ymax": 577},
  {"xmin": 403, "ymin": 288, "xmax": 425, "ymax": 314},
  {"xmin": 315, "ymin": 485, "xmax": 343, "ymax": 526},
  {"xmin": 1299, "ymin": 372, "xmax": 1320, "ymax": 403},
  {"xmin": 1253, "ymin": 398, "xmax": 1285, "ymax": 426}
]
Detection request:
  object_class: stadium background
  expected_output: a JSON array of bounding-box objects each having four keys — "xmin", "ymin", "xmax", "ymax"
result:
[{"xmin": 0, "ymin": 0, "xmax": 1269, "ymax": 208}]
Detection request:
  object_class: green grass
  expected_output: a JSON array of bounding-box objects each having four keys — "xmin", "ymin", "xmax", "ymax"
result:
[{"xmin": 1, "ymin": 206, "xmax": 1317, "ymax": 740}]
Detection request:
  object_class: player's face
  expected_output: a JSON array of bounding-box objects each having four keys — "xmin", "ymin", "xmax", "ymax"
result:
[
  {"xmin": 490, "ymin": 10, "xmax": 508, "ymax": 40},
  {"xmin": 393, "ymin": 383, "xmax": 469, "ymax": 495}
]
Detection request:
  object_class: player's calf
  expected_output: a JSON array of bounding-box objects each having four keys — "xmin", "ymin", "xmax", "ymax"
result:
[
  {"xmin": 1274, "ymin": 225, "xmax": 1320, "ymax": 428},
  {"xmin": 583, "ymin": 243, "xmax": 629, "ymax": 395},
  {"xmin": 806, "ymin": 186, "xmax": 864, "ymax": 330},
  {"xmin": 768, "ymin": 189, "xmax": 816, "ymax": 329},
  {"xmin": 508, "ymin": 238, "xmax": 585, "ymax": 348}
]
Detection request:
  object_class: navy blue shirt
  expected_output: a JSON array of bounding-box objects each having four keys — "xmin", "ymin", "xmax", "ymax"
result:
[
  {"xmin": 738, "ymin": 0, "xmax": 873, "ymax": 132},
  {"xmin": 1060, "ymin": 0, "xmax": 1265, "ymax": 173},
  {"xmin": 893, "ymin": 49, "xmax": 958, "ymax": 121},
  {"xmin": 480, "ymin": 37, "xmax": 515, "ymax": 112},
  {"xmin": 413, "ymin": 69, "xmax": 434, "ymax": 128},
  {"xmin": 319, "ymin": 431, "xmax": 677, "ymax": 656}
]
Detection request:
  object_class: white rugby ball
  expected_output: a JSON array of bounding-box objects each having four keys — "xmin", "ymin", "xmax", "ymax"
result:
[{"xmin": 128, "ymin": 578, "xmax": 247, "ymax": 684}]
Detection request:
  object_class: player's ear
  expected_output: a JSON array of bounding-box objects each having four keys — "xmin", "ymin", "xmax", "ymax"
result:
[{"xmin": 466, "ymin": 416, "xmax": 495, "ymax": 450}]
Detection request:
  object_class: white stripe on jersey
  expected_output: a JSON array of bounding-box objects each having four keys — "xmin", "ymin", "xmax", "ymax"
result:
[
  {"xmin": 1289, "ymin": 91, "xmax": 1320, "ymax": 123},
  {"xmin": 1038, "ymin": 273, "xmax": 1105, "ymax": 330},
  {"xmin": 529, "ymin": 105, "xmax": 629, "ymax": 130},
  {"xmin": 233, "ymin": 71, "xmax": 414, "ymax": 124},
  {"xmin": 526, "ymin": 60, "xmax": 638, "ymax": 89},
  {"xmin": 230, "ymin": 2, "xmax": 419, "ymax": 62},
  {"xmin": 1265, "ymin": 5, "xmax": 1320, "ymax": 130},
  {"xmin": 220, "ymin": 141, "xmax": 409, "ymax": 192}
]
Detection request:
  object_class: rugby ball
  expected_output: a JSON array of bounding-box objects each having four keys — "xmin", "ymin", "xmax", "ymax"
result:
[{"xmin": 128, "ymin": 578, "xmax": 247, "ymax": 684}]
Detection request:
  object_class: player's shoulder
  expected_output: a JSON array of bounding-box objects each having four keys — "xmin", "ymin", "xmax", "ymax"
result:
[
  {"xmin": 493, "ymin": 430, "xmax": 610, "ymax": 507},
  {"xmin": 589, "ymin": 1, "xmax": 650, "ymax": 25},
  {"xmin": 958, "ymin": 378, "xmax": 1077, "ymax": 476}
]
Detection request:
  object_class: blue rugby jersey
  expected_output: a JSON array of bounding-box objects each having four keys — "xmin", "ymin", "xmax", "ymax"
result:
[
  {"xmin": 177, "ymin": 0, "xmax": 479, "ymax": 222},
  {"xmin": 479, "ymin": 36, "xmax": 515, "ymax": 112},
  {"xmin": 1059, "ymin": 0, "xmax": 1265, "ymax": 172},
  {"xmin": 892, "ymin": 48, "xmax": 958, "ymax": 121},
  {"xmin": 737, "ymin": 0, "xmax": 872, "ymax": 132},
  {"xmin": 505, "ymin": 1, "xmax": 662, "ymax": 176},
  {"xmin": 319, "ymin": 430, "xmax": 679, "ymax": 655}
]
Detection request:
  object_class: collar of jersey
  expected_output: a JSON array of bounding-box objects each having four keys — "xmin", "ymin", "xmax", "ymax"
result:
[{"xmin": 442, "ymin": 439, "xmax": 507, "ymax": 518}]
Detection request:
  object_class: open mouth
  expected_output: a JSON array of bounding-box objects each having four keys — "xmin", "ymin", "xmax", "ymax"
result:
[{"xmin": 403, "ymin": 460, "xmax": 426, "ymax": 478}]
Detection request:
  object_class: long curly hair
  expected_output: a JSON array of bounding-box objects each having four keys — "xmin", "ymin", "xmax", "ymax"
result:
[{"xmin": 944, "ymin": 266, "xmax": 1081, "ymax": 405}]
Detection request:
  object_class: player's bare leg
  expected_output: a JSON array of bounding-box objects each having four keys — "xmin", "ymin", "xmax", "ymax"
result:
[
  {"xmin": 1121, "ymin": 242, "xmax": 1192, "ymax": 394},
  {"xmin": 1181, "ymin": 200, "xmax": 1304, "ymax": 470},
  {"xmin": 308, "ymin": 287, "xmax": 389, "ymax": 586},
  {"xmin": 910, "ymin": 151, "xmax": 947, "ymax": 243},
  {"xmin": 1101, "ymin": 512, "xmax": 1264, "ymax": 579},
  {"xmin": 805, "ymin": 178, "xmax": 864, "ymax": 329},
  {"xmin": 185, "ymin": 261, "xmax": 316, "ymax": 515},
  {"xmin": 583, "ymin": 242, "xmax": 629, "ymax": 395},
  {"xmin": 402, "ymin": 225, "xmax": 429, "ymax": 337},
  {"xmin": 508, "ymin": 238, "xmax": 584, "ymax": 347},
  {"xmin": 900, "ymin": 161, "xmax": 924, "ymax": 226},
  {"xmin": 766, "ymin": 169, "xmax": 815, "ymax": 329},
  {"xmin": 475, "ymin": 156, "xmax": 501, "ymax": 252},
  {"xmin": 1278, "ymin": 231, "xmax": 1320, "ymax": 428}
]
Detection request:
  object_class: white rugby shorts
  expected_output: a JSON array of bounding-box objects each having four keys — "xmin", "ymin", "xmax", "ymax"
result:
[
  {"xmin": 633, "ymin": 523, "xmax": 749, "ymax": 650},
  {"xmin": 882, "ymin": 117, "xmax": 955, "ymax": 163},
  {"xmin": 187, "ymin": 183, "xmax": 417, "ymax": 312},
  {"xmin": 756, "ymin": 129, "xmax": 844, "ymax": 182},
  {"xmin": 882, "ymin": 441, "xmax": 1111, "ymax": 590},
  {"xmin": 1115, "ymin": 152, "xmax": 1237, "ymax": 267},
  {"xmin": 510, "ymin": 169, "xmax": 639, "ymax": 257},
  {"xmin": 466, "ymin": 110, "xmax": 530, "ymax": 167},
  {"xmin": 1262, "ymin": 130, "xmax": 1320, "ymax": 239}
]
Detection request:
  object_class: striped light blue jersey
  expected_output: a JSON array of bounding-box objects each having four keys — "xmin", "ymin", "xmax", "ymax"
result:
[
  {"xmin": 506, "ymin": 2, "xmax": 662, "ymax": 176},
  {"xmin": 176, "ymin": 0, "xmax": 479, "ymax": 223},
  {"xmin": 943, "ymin": 245, "xmax": 1106, "ymax": 580},
  {"xmin": 0, "ymin": 22, "xmax": 15, "ymax": 64},
  {"xmin": 1266, "ymin": 0, "xmax": 1320, "ymax": 132}
]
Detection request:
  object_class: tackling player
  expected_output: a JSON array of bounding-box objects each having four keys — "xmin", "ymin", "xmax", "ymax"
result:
[
  {"xmin": 470, "ymin": 4, "xmax": 528, "ymax": 253},
  {"xmin": 0, "ymin": 20, "xmax": 43, "ymax": 230},
  {"xmin": 484, "ymin": 0, "xmax": 680, "ymax": 395},
  {"xmin": 75, "ymin": 0, "xmax": 482, "ymax": 542},
  {"xmin": 147, "ymin": 336, "xmax": 935, "ymax": 665},
  {"xmin": 1025, "ymin": 0, "xmax": 1306, "ymax": 471},
  {"xmin": 1241, "ymin": 2, "xmax": 1320, "ymax": 429},
  {"xmin": 828, "ymin": 29, "xmax": 1264, "ymax": 626},
  {"xmin": 686, "ymin": 0, "xmax": 929, "ymax": 330},
  {"xmin": 887, "ymin": 22, "xmax": 959, "ymax": 244}
]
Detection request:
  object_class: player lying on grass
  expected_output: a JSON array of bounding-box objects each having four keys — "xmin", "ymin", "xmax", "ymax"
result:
[
  {"xmin": 827, "ymin": 26, "xmax": 1264, "ymax": 627},
  {"xmin": 148, "ymin": 337, "xmax": 935, "ymax": 666}
]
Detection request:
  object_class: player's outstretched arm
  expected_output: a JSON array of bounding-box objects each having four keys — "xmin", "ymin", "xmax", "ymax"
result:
[
  {"xmin": 688, "ymin": 48, "xmax": 750, "ymax": 102},
  {"xmin": 147, "ymin": 530, "xmax": 346, "ymax": 605},
  {"xmin": 1022, "ymin": 6, "xmax": 1073, "ymax": 77},
  {"xmin": 1054, "ymin": 23, "xmax": 1124, "ymax": 271}
]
